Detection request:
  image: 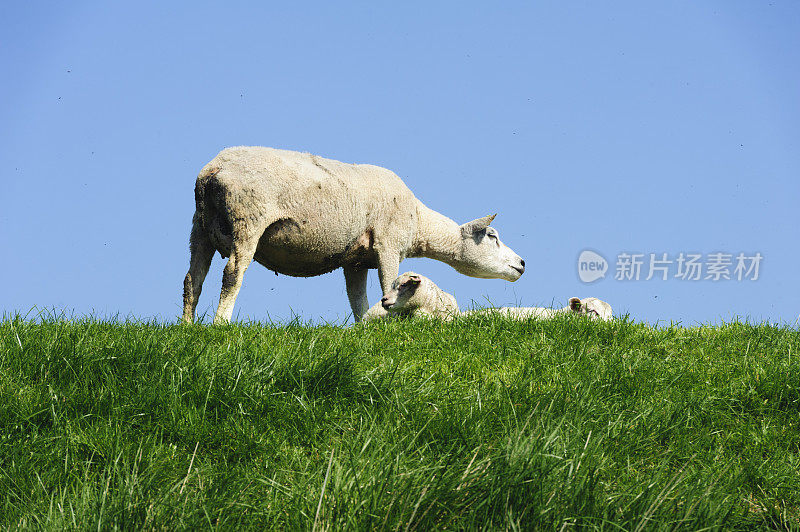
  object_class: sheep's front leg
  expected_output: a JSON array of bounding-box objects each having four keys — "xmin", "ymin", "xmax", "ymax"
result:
[
  {"xmin": 343, "ymin": 266, "xmax": 369, "ymax": 322},
  {"xmin": 377, "ymin": 251, "xmax": 400, "ymax": 295}
]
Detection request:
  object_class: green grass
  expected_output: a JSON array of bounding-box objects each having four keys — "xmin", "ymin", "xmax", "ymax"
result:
[{"xmin": 1, "ymin": 313, "xmax": 799, "ymax": 530}]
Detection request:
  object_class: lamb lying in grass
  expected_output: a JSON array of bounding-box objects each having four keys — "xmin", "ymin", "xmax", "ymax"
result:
[
  {"xmin": 363, "ymin": 272, "xmax": 460, "ymax": 321},
  {"xmin": 465, "ymin": 297, "xmax": 613, "ymax": 321},
  {"xmin": 363, "ymin": 272, "xmax": 612, "ymax": 321}
]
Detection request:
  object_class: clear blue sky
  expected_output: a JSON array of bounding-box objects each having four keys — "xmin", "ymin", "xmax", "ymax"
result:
[{"xmin": 2, "ymin": 2, "xmax": 798, "ymax": 326}]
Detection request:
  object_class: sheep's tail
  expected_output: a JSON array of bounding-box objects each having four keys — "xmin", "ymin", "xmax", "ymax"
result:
[{"xmin": 195, "ymin": 165, "xmax": 222, "ymax": 232}]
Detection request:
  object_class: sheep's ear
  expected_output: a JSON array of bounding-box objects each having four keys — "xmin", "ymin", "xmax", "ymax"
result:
[
  {"xmin": 461, "ymin": 214, "xmax": 496, "ymax": 236},
  {"xmin": 568, "ymin": 297, "xmax": 582, "ymax": 312},
  {"xmin": 406, "ymin": 274, "xmax": 422, "ymax": 285}
]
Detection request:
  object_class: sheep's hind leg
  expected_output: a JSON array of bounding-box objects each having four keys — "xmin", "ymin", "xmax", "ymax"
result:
[
  {"xmin": 182, "ymin": 213, "xmax": 215, "ymax": 323},
  {"xmin": 214, "ymin": 232, "xmax": 259, "ymax": 324},
  {"xmin": 344, "ymin": 266, "xmax": 369, "ymax": 322}
]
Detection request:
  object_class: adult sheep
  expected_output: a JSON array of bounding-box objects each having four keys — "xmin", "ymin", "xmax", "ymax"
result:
[{"xmin": 182, "ymin": 147, "xmax": 525, "ymax": 324}]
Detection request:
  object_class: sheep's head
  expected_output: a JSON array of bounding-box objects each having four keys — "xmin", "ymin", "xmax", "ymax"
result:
[
  {"xmin": 381, "ymin": 272, "xmax": 423, "ymax": 311},
  {"xmin": 568, "ymin": 297, "xmax": 612, "ymax": 320},
  {"xmin": 455, "ymin": 214, "xmax": 525, "ymax": 281},
  {"xmin": 582, "ymin": 297, "xmax": 612, "ymax": 320}
]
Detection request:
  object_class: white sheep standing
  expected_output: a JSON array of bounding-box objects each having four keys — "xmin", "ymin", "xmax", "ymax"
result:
[
  {"xmin": 182, "ymin": 147, "xmax": 525, "ymax": 324},
  {"xmin": 363, "ymin": 272, "xmax": 460, "ymax": 321},
  {"xmin": 363, "ymin": 272, "xmax": 613, "ymax": 321}
]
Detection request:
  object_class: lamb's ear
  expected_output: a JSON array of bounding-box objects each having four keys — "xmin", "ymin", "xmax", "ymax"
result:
[
  {"xmin": 406, "ymin": 274, "xmax": 422, "ymax": 285},
  {"xmin": 568, "ymin": 297, "xmax": 583, "ymax": 312},
  {"xmin": 460, "ymin": 214, "xmax": 497, "ymax": 236}
]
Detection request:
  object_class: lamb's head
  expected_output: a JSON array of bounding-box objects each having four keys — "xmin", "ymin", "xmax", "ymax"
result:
[
  {"xmin": 455, "ymin": 214, "xmax": 525, "ymax": 281},
  {"xmin": 381, "ymin": 272, "xmax": 423, "ymax": 311},
  {"xmin": 568, "ymin": 297, "xmax": 613, "ymax": 320}
]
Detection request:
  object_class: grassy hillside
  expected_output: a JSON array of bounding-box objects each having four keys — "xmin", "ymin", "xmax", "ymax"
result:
[{"xmin": 1, "ymin": 314, "xmax": 799, "ymax": 530}]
